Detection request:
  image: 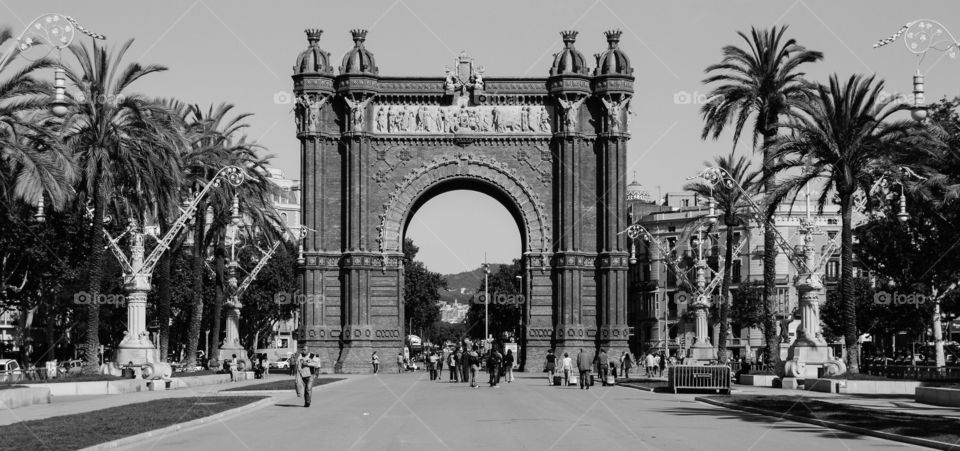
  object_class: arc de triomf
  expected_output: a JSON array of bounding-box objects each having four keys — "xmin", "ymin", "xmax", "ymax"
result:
[{"xmin": 292, "ymin": 28, "xmax": 633, "ymax": 372}]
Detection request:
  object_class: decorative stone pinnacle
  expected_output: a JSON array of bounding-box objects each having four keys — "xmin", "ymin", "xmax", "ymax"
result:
[
  {"xmin": 350, "ymin": 29, "xmax": 368, "ymax": 45},
  {"xmin": 560, "ymin": 30, "xmax": 579, "ymax": 47},
  {"xmin": 605, "ymin": 29, "xmax": 622, "ymax": 47},
  {"xmin": 305, "ymin": 28, "xmax": 323, "ymax": 44}
]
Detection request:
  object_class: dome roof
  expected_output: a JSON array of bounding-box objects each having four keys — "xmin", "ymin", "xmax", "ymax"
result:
[
  {"xmin": 627, "ymin": 179, "xmax": 652, "ymax": 203},
  {"xmin": 295, "ymin": 29, "xmax": 333, "ymax": 75},
  {"xmin": 595, "ymin": 30, "xmax": 632, "ymax": 76},
  {"xmin": 550, "ymin": 30, "xmax": 589, "ymax": 76},
  {"xmin": 340, "ymin": 29, "xmax": 378, "ymax": 75}
]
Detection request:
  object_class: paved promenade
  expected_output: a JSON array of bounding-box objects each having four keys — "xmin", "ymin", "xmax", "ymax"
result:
[{"xmin": 123, "ymin": 372, "xmax": 918, "ymax": 451}]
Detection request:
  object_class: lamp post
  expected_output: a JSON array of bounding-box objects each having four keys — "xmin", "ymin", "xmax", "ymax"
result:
[
  {"xmin": 483, "ymin": 255, "xmax": 490, "ymax": 344},
  {"xmin": 874, "ymin": 19, "xmax": 960, "ymax": 123},
  {"xmin": 12, "ymin": 14, "xmax": 105, "ymax": 223}
]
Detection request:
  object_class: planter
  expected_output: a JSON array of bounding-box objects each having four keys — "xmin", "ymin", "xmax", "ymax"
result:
[
  {"xmin": 0, "ymin": 387, "xmax": 51, "ymax": 409},
  {"xmin": 805, "ymin": 378, "xmax": 927, "ymax": 395},
  {"xmin": 916, "ymin": 387, "xmax": 960, "ymax": 407},
  {"xmin": 740, "ymin": 374, "xmax": 780, "ymax": 387}
]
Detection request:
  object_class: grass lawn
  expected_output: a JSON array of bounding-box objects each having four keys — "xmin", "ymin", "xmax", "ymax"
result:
[
  {"xmin": 0, "ymin": 395, "xmax": 265, "ymax": 450},
  {"xmin": 617, "ymin": 379, "xmax": 672, "ymax": 392},
  {"xmin": 170, "ymin": 370, "xmax": 220, "ymax": 378},
  {"xmin": 221, "ymin": 377, "xmax": 344, "ymax": 391},
  {"xmin": 704, "ymin": 395, "xmax": 960, "ymax": 444},
  {"xmin": 822, "ymin": 372, "xmax": 892, "ymax": 381}
]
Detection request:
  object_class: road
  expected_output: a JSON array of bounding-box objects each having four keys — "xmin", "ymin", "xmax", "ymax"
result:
[{"xmin": 129, "ymin": 372, "xmax": 916, "ymax": 451}]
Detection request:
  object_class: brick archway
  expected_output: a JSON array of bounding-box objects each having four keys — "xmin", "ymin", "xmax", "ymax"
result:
[
  {"xmin": 292, "ymin": 29, "xmax": 633, "ymax": 372},
  {"xmin": 377, "ymin": 153, "xmax": 551, "ymax": 255}
]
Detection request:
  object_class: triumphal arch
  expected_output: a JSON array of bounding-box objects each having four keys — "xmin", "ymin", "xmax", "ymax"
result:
[{"xmin": 292, "ymin": 28, "xmax": 634, "ymax": 372}]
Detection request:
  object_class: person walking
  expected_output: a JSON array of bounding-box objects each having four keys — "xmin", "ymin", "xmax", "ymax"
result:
[
  {"xmin": 437, "ymin": 348, "xmax": 444, "ymax": 378},
  {"xmin": 468, "ymin": 346, "xmax": 480, "ymax": 388},
  {"xmin": 658, "ymin": 352, "xmax": 666, "ymax": 377},
  {"xmin": 595, "ymin": 348, "xmax": 608, "ymax": 386},
  {"xmin": 397, "ymin": 352, "xmax": 404, "ymax": 373},
  {"xmin": 576, "ymin": 348, "xmax": 592, "ymax": 389},
  {"xmin": 644, "ymin": 353, "xmax": 656, "ymax": 378},
  {"xmin": 460, "ymin": 346, "xmax": 470, "ymax": 383},
  {"xmin": 448, "ymin": 350, "xmax": 459, "ymax": 382},
  {"xmin": 621, "ymin": 351, "xmax": 633, "ymax": 379},
  {"xmin": 561, "ymin": 352, "xmax": 573, "ymax": 387},
  {"xmin": 487, "ymin": 348, "xmax": 503, "ymax": 387},
  {"xmin": 504, "ymin": 349, "xmax": 515, "ymax": 383},
  {"xmin": 296, "ymin": 348, "xmax": 320, "ymax": 407},
  {"xmin": 545, "ymin": 349, "xmax": 557, "ymax": 385},
  {"xmin": 371, "ymin": 351, "xmax": 380, "ymax": 374},
  {"xmin": 428, "ymin": 351, "xmax": 439, "ymax": 381}
]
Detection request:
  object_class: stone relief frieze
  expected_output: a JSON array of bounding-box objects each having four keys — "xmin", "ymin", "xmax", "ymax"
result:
[{"xmin": 372, "ymin": 104, "xmax": 551, "ymax": 134}]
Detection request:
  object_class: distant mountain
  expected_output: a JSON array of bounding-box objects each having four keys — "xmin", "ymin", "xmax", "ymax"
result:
[{"xmin": 440, "ymin": 264, "xmax": 505, "ymax": 303}]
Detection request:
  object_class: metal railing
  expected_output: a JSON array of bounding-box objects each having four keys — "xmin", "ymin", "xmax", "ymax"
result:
[
  {"xmin": 668, "ymin": 365, "xmax": 731, "ymax": 394},
  {"xmin": 862, "ymin": 364, "xmax": 960, "ymax": 381}
]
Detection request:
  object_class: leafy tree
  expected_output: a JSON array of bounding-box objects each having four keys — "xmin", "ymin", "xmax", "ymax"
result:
[
  {"xmin": 465, "ymin": 259, "xmax": 522, "ymax": 342},
  {"xmin": 402, "ymin": 238, "xmax": 445, "ymax": 338},
  {"xmin": 729, "ymin": 280, "xmax": 766, "ymax": 332},
  {"xmin": 701, "ymin": 26, "xmax": 822, "ymax": 366},
  {"xmin": 767, "ymin": 74, "xmax": 939, "ymax": 373},
  {"xmin": 685, "ymin": 152, "xmax": 760, "ymax": 362},
  {"xmin": 238, "ymin": 241, "xmax": 297, "ymax": 352}
]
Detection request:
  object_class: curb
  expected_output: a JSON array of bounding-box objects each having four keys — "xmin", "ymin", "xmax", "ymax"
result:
[
  {"xmin": 617, "ymin": 383, "xmax": 656, "ymax": 392},
  {"xmin": 80, "ymin": 396, "xmax": 275, "ymax": 451},
  {"xmin": 217, "ymin": 376, "xmax": 354, "ymax": 395},
  {"xmin": 696, "ymin": 396, "xmax": 959, "ymax": 451}
]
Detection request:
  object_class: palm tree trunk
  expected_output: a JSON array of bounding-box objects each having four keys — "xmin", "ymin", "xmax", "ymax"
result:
[
  {"xmin": 209, "ymin": 233, "xmax": 226, "ymax": 366},
  {"xmin": 840, "ymin": 192, "xmax": 859, "ymax": 374},
  {"xmin": 718, "ymin": 221, "xmax": 734, "ymax": 364},
  {"xmin": 762, "ymin": 128, "xmax": 779, "ymax": 368},
  {"xmin": 184, "ymin": 202, "xmax": 206, "ymax": 371},
  {"xmin": 83, "ymin": 183, "xmax": 107, "ymax": 373}
]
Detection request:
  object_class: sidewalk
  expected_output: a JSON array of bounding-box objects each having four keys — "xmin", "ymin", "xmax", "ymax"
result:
[
  {"xmin": 0, "ymin": 374, "xmax": 304, "ymax": 427},
  {"xmin": 730, "ymin": 383, "xmax": 960, "ymax": 419}
]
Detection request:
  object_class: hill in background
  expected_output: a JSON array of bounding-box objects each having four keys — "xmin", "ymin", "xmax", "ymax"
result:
[{"xmin": 440, "ymin": 264, "xmax": 505, "ymax": 304}]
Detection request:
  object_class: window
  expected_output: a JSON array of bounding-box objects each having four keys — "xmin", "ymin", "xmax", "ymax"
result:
[
  {"xmin": 682, "ymin": 199, "xmax": 690, "ymax": 207},
  {"xmin": 732, "ymin": 260, "xmax": 742, "ymax": 283},
  {"xmin": 828, "ymin": 231, "xmax": 837, "ymax": 240},
  {"xmin": 668, "ymin": 226, "xmax": 676, "ymax": 233},
  {"xmin": 827, "ymin": 218, "xmax": 838, "ymax": 225},
  {"xmin": 826, "ymin": 261, "xmax": 839, "ymax": 280},
  {"xmin": 777, "ymin": 287, "xmax": 790, "ymax": 315},
  {"xmin": 667, "ymin": 237, "xmax": 677, "ymax": 250}
]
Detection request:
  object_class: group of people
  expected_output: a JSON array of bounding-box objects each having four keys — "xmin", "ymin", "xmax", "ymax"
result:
[
  {"xmin": 544, "ymin": 348, "xmax": 628, "ymax": 388},
  {"xmin": 390, "ymin": 345, "xmax": 518, "ymax": 388}
]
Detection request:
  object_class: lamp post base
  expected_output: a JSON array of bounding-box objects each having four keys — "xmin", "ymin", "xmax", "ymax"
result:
[{"xmin": 115, "ymin": 338, "xmax": 159, "ymax": 366}]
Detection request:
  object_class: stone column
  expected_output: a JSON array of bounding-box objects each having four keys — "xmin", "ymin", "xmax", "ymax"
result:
[
  {"xmin": 687, "ymin": 260, "xmax": 716, "ymax": 363},
  {"xmin": 219, "ymin": 297, "xmax": 249, "ymax": 369},
  {"xmin": 116, "ymin": 232, "xmax": 159, "ymax": 365}
]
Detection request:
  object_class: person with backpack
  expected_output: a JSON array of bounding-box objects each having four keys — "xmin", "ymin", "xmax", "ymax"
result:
[
  {"xmin": 503, "ymin": 349, "xmax": 515, "ymax": 383},
  {"xmin": 468, "ymin": 346, "xmax": 480, "ymax": 388},
  {"xmin": 487, "ymin": 348, "xmax": 503, "ymax": 387}
]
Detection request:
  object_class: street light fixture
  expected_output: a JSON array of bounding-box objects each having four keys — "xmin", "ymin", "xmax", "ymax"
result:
[{"xmin": 875, "ymin": 19, "xmax": 960, "ymax": 122}]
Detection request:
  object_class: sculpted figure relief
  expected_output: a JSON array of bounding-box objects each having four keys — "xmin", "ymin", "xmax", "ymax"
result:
[
  {"xmin": 601, "ymin": 96, "xmax": 630, "ymax": 134},
  {"xmin": 344, "ymin": 96, "xmax": 374, "ymax": 132},
  {"xmin": 370, "ymin": 104, "xmax": 553, "ymax": 134},
  {"xmin": 296, "ymin": 95, "xmax": 329, "ymax": 134},
  {"xmin": 557, "ymin": 96, "xmax": 586, "ymax": 133}
]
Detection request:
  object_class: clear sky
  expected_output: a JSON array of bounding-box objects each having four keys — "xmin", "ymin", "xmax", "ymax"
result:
[{"xmin": 10, "ymin": 0, "xmax": 960, "ymax": 272}]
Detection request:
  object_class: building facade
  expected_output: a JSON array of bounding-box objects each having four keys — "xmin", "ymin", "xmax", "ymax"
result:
[{"xmin": 625, "ymin": 179, "xmax": 853, "ymax": 361}]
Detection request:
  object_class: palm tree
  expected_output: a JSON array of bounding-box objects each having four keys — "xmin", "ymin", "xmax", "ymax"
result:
[
  {"xmin": 60, "ymin": 40, "xmax": 183, "ymax": 372},
  {"xmin": 0, "ymin": 27, "xmax": 75, "ymax": 215},
  {"xmin": 701, "ymin": 26, "xmax": 823, "ymax": 366},
  {"xmin": 766, "ymin": 74, "xmax": 938, "ymax": 374},
  {"xmin": 684, "ymin": 152, "xmax": 760, "ymax": 363}
]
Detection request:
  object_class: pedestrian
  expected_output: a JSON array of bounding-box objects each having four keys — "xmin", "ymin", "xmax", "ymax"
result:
[
  {"xmin": 621, "ymin": 351, "xmax": 633, "ymax": 379},
  {"xmin": 396, "ymin": 352, "xmax": 404, "ymax": 373},
  {"xmin": 595, "ymin": 348, "xmax": 608, "ymax": 386},
  {"xmin": 504, "ymin": 349, "xmax": 515, "ymax": 383},
  {"xmin": 371, "ymin": 351, "xmax": 380, "ymax": 374},
  {"xmin": 468, "ymin": 346, "xmax": 480, "ymax": 388},
  {"xmin": 545, "ymin": 349, "xmax": 557, "ymax": 385},
  {"xmin": 448, "ymin": 350, "xmax": 459, "ymax": 382},
  {"xmin": 296, "ymin": 347, "xmax": 319, "ymax": 408},
  {"xmin": 229, "ymin": 354, "xmax": 239, "ymax": 382},
  {"xmin": 460, "ymin": 346, "xmax": 470, "ymax": 383},
  {"xmin": 658, "ymin": 352, "xmax": 666, "ymax": 377},
  {"xmin": 487, "ymin": 348, "xmax": 502, "ymax": 387},
  {"xmin": 645, "ymin": 353, "xmax": 656, "ymax": 378},
  {"xmin": 437, "ymin": 348, "xmax": 444, "ymax": 377},
  {"xmin": 576, "ymin": 348, "xmax": 591, "ymax": 389},
  {"xmin": 561, "ymin": 352, "xmax": 573, "ymax": 387},
  {"xmin": 428, "ymin": 350, "xmax": 439, "ymax": 380}
]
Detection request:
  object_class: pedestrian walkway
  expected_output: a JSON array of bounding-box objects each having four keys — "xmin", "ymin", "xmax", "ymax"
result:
[
  {"xmin": 0, "ymin": 374, "xmax": 321, "ymax": 427},
  {"xmin": 732, "ymin": 384, "xmax": 960, "ymax": 419}
]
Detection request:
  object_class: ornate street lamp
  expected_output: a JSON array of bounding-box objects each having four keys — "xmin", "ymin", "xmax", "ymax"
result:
[{"xmin": 875, "ymin": 19, "xmax": 960, "ymax": 122}]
